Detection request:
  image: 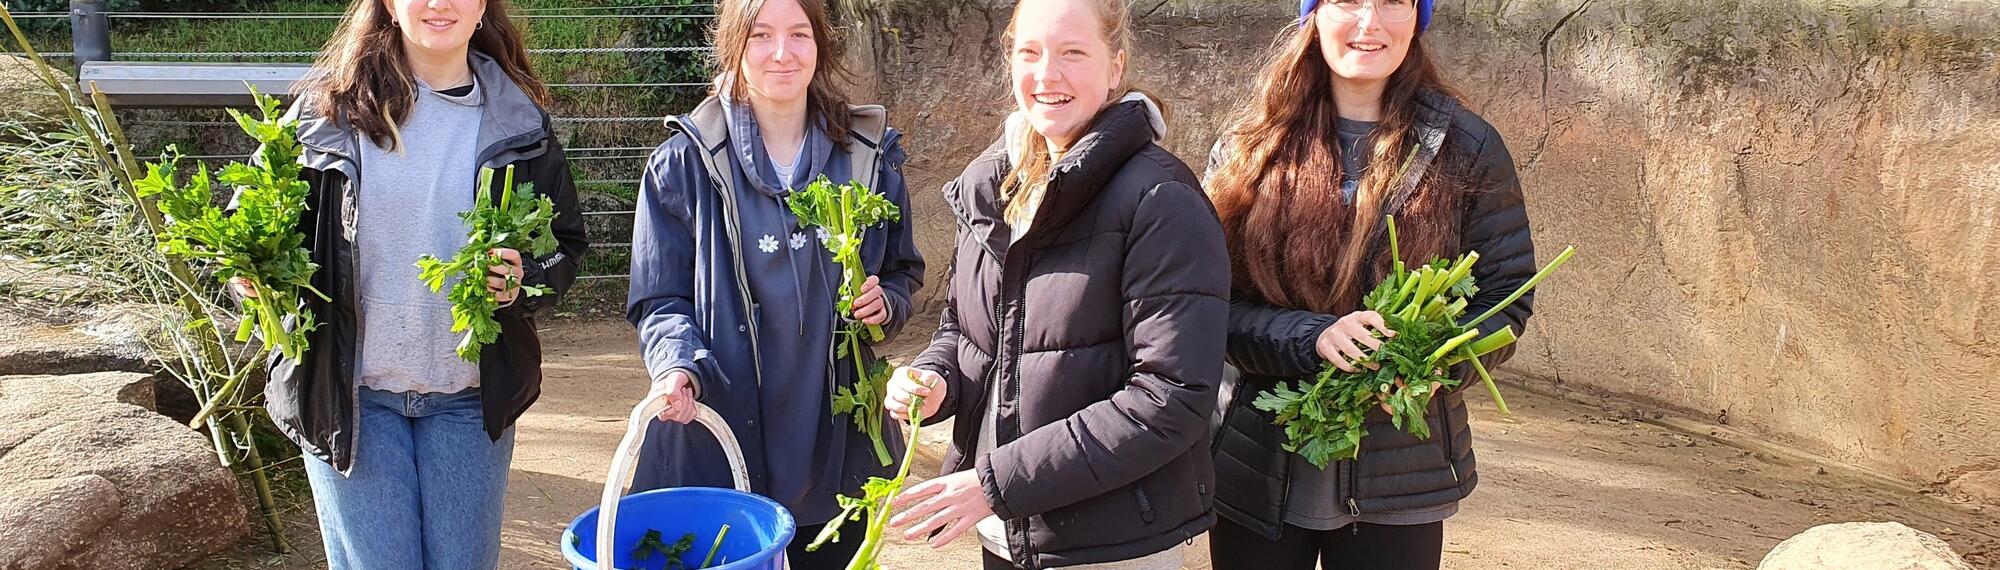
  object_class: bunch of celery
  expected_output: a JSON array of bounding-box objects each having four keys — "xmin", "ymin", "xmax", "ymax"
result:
[
  {"xmin": 1252, "ymin": 216, "xmax": 1576, "ymax": 468},
  {"xmin": 135, "ymin": 87, "xmax": 327, "ymax": 363},
  {"xmin": 787, "ymin": 175, "xmax": 903, "ymax": 466},
  {"xmin": 805, "ymin": 395, "xmax": 925, "ymax": 570},
  {"xmin": 414, "ymin": 165, "xmax": 558, "ymax": 362}
]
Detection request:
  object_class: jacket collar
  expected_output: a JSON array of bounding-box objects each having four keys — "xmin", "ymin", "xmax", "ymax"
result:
[
  {"xmin": 963, "ymin": 94, "xmax": 1166, "ymax": 251},
  {"xmin": 715, "ymin": 76, "xmax": 834, "ymax": 197},
  {"xmin": 1376, "ymin": 89, "xmax": 1459, "ymax": 218}
]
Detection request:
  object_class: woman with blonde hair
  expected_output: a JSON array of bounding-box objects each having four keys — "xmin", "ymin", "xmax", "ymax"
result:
[{"xmin": 883, "ymin": 0, "xmax": 1229, "ymax": 568}]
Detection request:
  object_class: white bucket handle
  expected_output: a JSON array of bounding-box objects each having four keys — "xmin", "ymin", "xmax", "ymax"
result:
[{"xmin": 595, "ymin": 392, "xmax": 750, "ymax": 569}]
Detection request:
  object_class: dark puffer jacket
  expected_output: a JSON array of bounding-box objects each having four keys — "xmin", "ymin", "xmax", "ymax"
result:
[
  {"xmin": 910, "ymin": 99, "xmax": 1230, "ymax": 569},
  {"xmin": 1209, "ymin": 91, "xmax": 1537, "ymax": 540}
]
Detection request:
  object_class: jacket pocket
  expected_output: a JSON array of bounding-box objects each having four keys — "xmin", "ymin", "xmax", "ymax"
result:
[{"xmin": 1133, "ymin": 485, "xmax": 1157, "ymax": 524}]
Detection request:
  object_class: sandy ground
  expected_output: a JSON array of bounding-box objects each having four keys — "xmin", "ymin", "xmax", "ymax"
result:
[{"xmin": 203, "ymin": 319, "xmax": 1999, "ymax": 569}]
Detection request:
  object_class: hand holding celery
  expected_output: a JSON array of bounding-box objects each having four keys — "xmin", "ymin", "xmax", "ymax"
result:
[
  {"xmin": 414, "ymin": 165, "xmax": 560, "ymax": 362},
  {"xmin": 135, "ymin": 87, "xmax": 328, "ymax": 363},
  {"xmin": 1252, "ymin": 216, "xmax": 1576, "ymax": 468},
  {"xmin": 788, "ymin": 176, "xmax": 904, "ymax": 466}
]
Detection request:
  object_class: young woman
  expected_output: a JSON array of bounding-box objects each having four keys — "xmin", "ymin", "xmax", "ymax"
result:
[
  {"xmin": 1203, "ymin": 1, "xmax": 1537, "ymax": 568},
  {"xmin": 238, "ymin": 0, "xmax": 586, "ymax": 567},
  {"xmin": 624, "ymin": 0, "xmax": 924, "ymax": 567},
  {"xmin": 879, "ymin": 0, "xmax": 1229, "ymax": 568}
]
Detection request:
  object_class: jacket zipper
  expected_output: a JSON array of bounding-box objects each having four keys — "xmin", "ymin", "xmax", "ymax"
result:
[
  {"xmin": 338, "ymin": 132, "xmax": 366, "ymax": 477},
  {"xmin": 1001, "ymin": 168, "xmax": 1067, "ymax": 568},
  {"xmin": 1347, "ymin": 454, "xmax": 1362, "ymax": 536},
  {"xmin": 1003, "ymin": 256, "xmax": 1034, "ymax": 566},
  {"xmin": 1439, "ymin": 396, "xmax": 1459, "ymax": 482},
  {"xmin": 1134, "ymin": 486, "xmax": 1157, "ymax": 524},
  {"xmin": 722, "ymin": 190, "xmax": 763, "ymax": 386}
]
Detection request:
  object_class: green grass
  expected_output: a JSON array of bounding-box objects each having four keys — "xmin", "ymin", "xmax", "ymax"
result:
[{"xmin": 576, "ymin": 179, "xmax": 638, "ymax": 202}]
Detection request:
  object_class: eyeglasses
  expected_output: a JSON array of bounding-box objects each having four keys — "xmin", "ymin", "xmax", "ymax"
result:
[{"xmin": 1322, "ymin": 0, "xmax": 1417, "ymax": 24}]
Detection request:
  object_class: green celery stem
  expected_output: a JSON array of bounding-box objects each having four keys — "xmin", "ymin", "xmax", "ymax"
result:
[
  {"xmin": 847, "ymin": 398, "xmax": 926, "ymax": 570},
  {"xmin": 1466, "ymin": 246, "xmax": 1577, "ymax": 330},
  {"xmin": 701, "ymin": 524, "xmax": 731, "ymax": 569},
  {"xmin": 1465, "ymin": 349, "xmax": 1510, "ymax": 415}
]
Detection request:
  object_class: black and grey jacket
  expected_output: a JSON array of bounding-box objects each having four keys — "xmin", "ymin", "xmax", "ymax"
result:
[
  {"xmin": 1209, "ymin": 91, "xmax": 1536, "ymax": 539},
  {"xmin": 260, "ymin": 50, "xmax": 588, "ymax": 473}
]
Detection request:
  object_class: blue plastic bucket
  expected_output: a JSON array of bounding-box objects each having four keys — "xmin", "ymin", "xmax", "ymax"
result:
[
  {"xmin": 567, "ymin": 393, "xmax": 794, "ymax": 570},
  {"xmin": 561, "ymin": 487, "xmax": 794, "ymax": 570}
]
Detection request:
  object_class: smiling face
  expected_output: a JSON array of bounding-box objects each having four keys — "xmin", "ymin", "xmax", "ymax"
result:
[
  {"xmin": 383, "ymin": 0, "xmax": 485, "ymax": 57},
  {"xmin": 1315, "ymin": 0, "xmax": 1418, "ymax": 86},
  {"xmin": 1008, "ymin": 0, "xmax": 1126, "ymax": 151},
  {"xmin": 738, "ymin": 0, "xmax": 818, "ymax": 109}
]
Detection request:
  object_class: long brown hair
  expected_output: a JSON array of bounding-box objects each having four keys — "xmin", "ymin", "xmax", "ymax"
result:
[
  {"xmin": 1208, "ymin": 15, "xmax": 1462, "ymax": 314},
  {"xmin": 1000, "ymin": 0, "xmax": 1144, "ymax": 226},
  {"xmin": 301, "ymin": 0, "xmax": 551, "ymax": 151},
  {"xmin": 710, "ymin": 0, "xmax": 855, "ymax": 146}
]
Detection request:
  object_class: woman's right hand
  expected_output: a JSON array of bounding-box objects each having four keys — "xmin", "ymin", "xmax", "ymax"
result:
[
  {"xmin": 1316, "ymin": 310, "xmax": 1396, "ymax": 373},
  {"xmin": 228, "ymin": 277, "xmax": 259, "ymax": 299},
  {"xmin": 649, "ymin": 369, "xmax": 698, "ymax": 424},
  {"xmin": 885, "ymin": 366, "xmax": 945, "ymax": 422}
]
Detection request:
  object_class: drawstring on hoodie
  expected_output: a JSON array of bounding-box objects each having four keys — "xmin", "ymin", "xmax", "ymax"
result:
[
  {"xmin": 778, "ymin": 193, "xmax": 821, "ymax": 336},
  {"xmin": 720, "ymin": 83, "xmax": 823, "ymax": 337}
]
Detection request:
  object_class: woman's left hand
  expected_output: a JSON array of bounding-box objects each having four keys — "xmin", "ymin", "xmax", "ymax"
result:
[
  {"xmin": 487, "ymin": 248, "xmax": 526, "ymax": 304},
  {"xmin": 889, "ymin": 469, "xmax": 992, "ymax": 548},
  {"xmin": 851, "ymin": 275, "xmax": 889, "ymax": 326}
]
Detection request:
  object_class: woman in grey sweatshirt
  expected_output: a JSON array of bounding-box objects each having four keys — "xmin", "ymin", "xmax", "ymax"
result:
[{"xmin": 248, "ymin": 0, "xmax": 587, "ymax": 568}]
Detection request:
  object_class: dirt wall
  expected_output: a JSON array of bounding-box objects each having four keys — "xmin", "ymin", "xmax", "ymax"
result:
[{"xmin": 852, "ymin": 0, "xmax": 2000, "ymax": 487}]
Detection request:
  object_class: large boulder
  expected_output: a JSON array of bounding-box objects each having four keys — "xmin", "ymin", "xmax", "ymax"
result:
[
  {"xmin": 0, "ymin": 312, "xmax": 152, "ymax": 377},
  {"xmin": 0, "ymin": 262, "xmax": 195, "ymax": 421},
  {"xmin": 0, "ymin": 269, "xmax": 154, "ymax": 376},
  {"xmin": 1759, "ymin": 522, "xmax": 1971, "ymax": 570},
  {"xmin": 0, "ymin": 372, "xmax": 248, "ymax": 570}
]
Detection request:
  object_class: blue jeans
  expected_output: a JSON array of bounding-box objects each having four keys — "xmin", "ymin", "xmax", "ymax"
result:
[{"xmin": 303, "ymin": 387, "xmax": 516, "ymax": 570}]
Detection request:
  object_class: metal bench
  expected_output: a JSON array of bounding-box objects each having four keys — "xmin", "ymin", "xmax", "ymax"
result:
[{"xmin": 78, "ymin": 61, "xmax": 308, "ymax": 107}]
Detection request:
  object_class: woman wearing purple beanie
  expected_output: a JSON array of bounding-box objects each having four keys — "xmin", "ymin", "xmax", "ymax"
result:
[{"xmin": 1204, "ymin": 0, "xmax": 1538, "ymax": 568}]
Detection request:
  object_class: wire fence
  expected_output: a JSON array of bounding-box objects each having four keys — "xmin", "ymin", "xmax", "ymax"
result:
[{"xmin": 32, "ymin": 7, "xmax": 717, "ymax": 282}]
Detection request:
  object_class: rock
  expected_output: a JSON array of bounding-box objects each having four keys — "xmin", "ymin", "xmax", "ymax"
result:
[
  {"xmin": 0, "ymin": 55, "xmax": 69, "ymax": 121},
  {"xmin": 1759, "ymin": 522, "xmax": 1971, "ymax": 570},
  {"xmin": 0, "ymin": 372, "xmax": 155, "ymax": 411},
  {"xmin": 1945, "ymin": 470, "xmax": 2000, "ymax": 506},
  {"xmin": 0, "ymin": 301, "xmax": 153, "ymax": 377},
  {"xmin": 0, "ymin": 475, "xmax": 123, "ymax": 569},
  {"xmin": 0, "ymin": 372, "xmax": 248, "ymax": 570}
]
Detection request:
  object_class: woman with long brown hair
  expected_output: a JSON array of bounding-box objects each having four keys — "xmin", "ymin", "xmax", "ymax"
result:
[
  {"xmin": 1205, "ymin": 1, "xmax": 1536, "ymax": 568},
  {"xmin": 240, "ymin": 0, "xmax": 586, "ymax": 567},
  {"xmin": 880, "ymin": 0, "xmax": 1228, "ymax": 568},
  {"xmin": 625, "ymin": 0, "xmax": 924, "ymax": 567}
]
